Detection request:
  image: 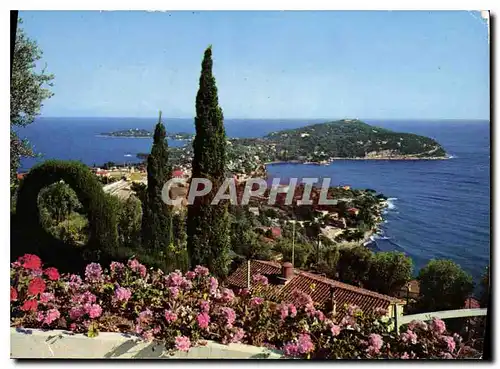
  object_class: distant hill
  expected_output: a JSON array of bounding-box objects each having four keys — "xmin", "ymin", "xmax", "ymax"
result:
[{"xmin": 262, "ymin": 119, "xmax": 447, "ymax": 161}]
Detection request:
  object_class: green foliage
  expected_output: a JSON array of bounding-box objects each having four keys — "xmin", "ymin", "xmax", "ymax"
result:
[
  {"xmin": 417, "ymin": 259, "xmax": 474, "ymax": 312},
  {"xmin": 230, "ymin": 208, "xmax": 272, "ymax": 261},
  {"xmin": 187, "ymin": 46, "xmax": 231, "ymax": 278},
  {"xmin": 336, "ymin": 246, "xmax": 373, "ymax": 287},
  {"xmin": 142, "ymin": 112, "xmax": 173, "ymax": 252},
  {"xmin": 479, "ymin": 265, "xmax": 489, "ymax": 308},
  {"xmin": 11, "ymin": 18, "xmax": 54, "ymax": 188},
  {"xmin": 38, "ymin": 181, "xmax": 82, "ymax": 223},
  {"xmin": 366, "ymin": 251, "xmax": 413, "ymax": 296},
  {"xmin": 274, "ymin": 239, "xmax": 313, "ymax": 269},
  {"xmin": 14, "ymin": 160, "xmax": 118, "ymax": 268},
  {"xmin": 117, "ymin": 196, "xmax": 142, "ymax": 250}
]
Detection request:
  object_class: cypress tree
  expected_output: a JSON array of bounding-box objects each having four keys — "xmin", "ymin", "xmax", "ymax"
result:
[
  {"xmin": 187, "ymin": 46, "xmax": 231, "ymax": 278},
  {"xmin": 142, "ymin": 111, "xmax": 173, "ymax": 252}
]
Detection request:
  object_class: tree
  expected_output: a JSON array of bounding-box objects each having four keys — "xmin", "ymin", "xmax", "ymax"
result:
[
  {"xmin": 187, "ymin": 46, "xmax": 231, "ymax": 278},
  {"xmin": 11, "ymin": 18, "xmax": 54, "ymax": 190},
  {"xmin": 479, "ymin": 265, "xmax": 489, "ymax": 308},
  {"xmin": 141, "ymin": 111, "xmax": 173, "ymax": 252},
  {"xmin": 117, "ymin": 196, "xmax": 142, "ymax": 250},
  {"xmin": 38, "ymin": 181, "xmax": 82, "ymax": 223},
  {"xmin": 417, "ymin": 259, "xmax": 474, "ymax": 312},
  {"xmin": 366, "ymin": 251, "xmax": 413, "ymax": 296},
  {"xmin": 336, "ymin": 246, "xmax": 373, "ymax": 287}
]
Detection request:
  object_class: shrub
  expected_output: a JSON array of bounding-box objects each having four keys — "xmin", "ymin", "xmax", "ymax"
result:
[{"xmin": 10, "ymin": 254, "xmax": 480, "ymax": 359}]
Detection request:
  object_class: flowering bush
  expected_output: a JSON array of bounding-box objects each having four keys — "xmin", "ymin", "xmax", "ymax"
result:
[{"xmin": 10, "ymin": 254, "xmax": 480, "ymax": 359}]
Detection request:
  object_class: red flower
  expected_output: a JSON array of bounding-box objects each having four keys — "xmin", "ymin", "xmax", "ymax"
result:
[
  {"xmin": 19, "ymin": 254, "xmax": 42, "ymax": 271},
  {"xmin": 10, "ymin": 286, "xmax": 18, "ymax": 301},
  {"xmin": 28, "ymin": 277, "xmax": 46, "ymax": 296},
  {"xmin": 44, "ymin": 267, "xmax": 60, "ymax": 281},
  {"xmin": 21, "ymin": 299, "xmax": 38, "ymax": 312}
]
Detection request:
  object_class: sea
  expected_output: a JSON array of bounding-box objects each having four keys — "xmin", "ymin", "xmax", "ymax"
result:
[{"xmin": 18, "ymin": 117, "xmax": 490, "ymax": 284}]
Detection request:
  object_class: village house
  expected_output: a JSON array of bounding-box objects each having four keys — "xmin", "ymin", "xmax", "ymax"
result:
[{"xmin": 225, "ymin": 260, "xmax": 405, "ymax": 320}]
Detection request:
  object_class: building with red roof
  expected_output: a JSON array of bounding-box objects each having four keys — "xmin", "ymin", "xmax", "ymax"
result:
[
  {"xmin": 172, "ymin": 169, "xmax": 184, "ymax": 178},
  {"xmin": 226, "ymin": 260, "xmax": 404, "ymax": 319}
]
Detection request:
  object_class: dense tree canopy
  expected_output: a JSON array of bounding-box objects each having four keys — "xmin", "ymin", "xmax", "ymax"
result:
[
  {"xmin": 417, "ymin": 259, "xmax": 474, "ymax": 312},
  {"xmin": 366, "ymin": 251, "xmax": 413, "ymax": 296}
]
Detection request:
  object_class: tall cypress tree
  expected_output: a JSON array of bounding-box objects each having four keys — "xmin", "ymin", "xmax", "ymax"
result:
[
  {"xmin": 187, "ymin": 46, "xmax": 231, "ymax": 278},
  {"xmin": 142, "ymin": 111, "xmax": 173, "ymax": 253}
]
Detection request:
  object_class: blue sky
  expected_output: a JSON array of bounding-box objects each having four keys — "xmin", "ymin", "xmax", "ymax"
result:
[{"xmin": 19, "ymin": 11, "xmax": 489, "ymax": 120}]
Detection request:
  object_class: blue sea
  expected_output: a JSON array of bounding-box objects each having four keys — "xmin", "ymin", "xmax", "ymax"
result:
[{"xmin": 18, "ymin": 117, "xmax": 490, "ymax": 284}]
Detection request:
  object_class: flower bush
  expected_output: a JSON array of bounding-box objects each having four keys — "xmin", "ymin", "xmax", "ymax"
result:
[{"xmin": 10, "ymin": 254, "xmax": 480, "ymax": 359}]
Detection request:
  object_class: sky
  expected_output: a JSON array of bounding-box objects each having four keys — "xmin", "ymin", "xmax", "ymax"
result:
[{"xmin": 19, "ymin": 10, "xmax": 489, "ymax": 120}]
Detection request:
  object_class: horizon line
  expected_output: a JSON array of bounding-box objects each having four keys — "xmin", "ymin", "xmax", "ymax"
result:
[{"xmin": 37, "ymin": 116, "xmax": 490, "ymax": 121}]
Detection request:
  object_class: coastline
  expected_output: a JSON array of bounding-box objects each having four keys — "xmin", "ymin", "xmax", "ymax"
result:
[{"xmin": 265, "ymin": 156, "xmax": 449, "ymax": 166}]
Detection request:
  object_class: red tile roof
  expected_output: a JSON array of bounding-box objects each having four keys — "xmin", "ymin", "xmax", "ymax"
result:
[
  {"xmin": 464, "ymin": 297, "xmax": 480, "ymax": 309},
  {"xmin": 226, "ymin": 260, "xmax": 403, "ymax": 318}
]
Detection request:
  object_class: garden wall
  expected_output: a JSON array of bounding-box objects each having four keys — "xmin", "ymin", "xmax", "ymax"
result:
[{"xmin": 10, "ymin": 328, "xmax": 283, "ymax": 359}]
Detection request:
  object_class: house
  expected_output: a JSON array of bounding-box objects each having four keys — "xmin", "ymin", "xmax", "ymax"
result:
[
  {"xmin": 226, "ymin": 260, "xmax": 405, "ymax": 320},
  {"xmin": 172, "ymin": 169, "xmax": 184, "ymax": 178},
  {"xmin": 464, "ymin": 298, "xmax": 480, "ymax": 309},
  {"xmin": 342, "ymin": 185, "xmax": 351, "ymax": 190},
  {"xmin": 396, "ymin": 280, "xmax": 420, "ymax": 300},
  {"xmin": 347, "ymin": 207, "xmax": 359, "ymax": 216}
]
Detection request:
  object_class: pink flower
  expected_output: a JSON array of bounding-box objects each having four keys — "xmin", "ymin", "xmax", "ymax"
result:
[
  {"xmin": 165, "ymin": 271, "xmax": 184, "ymax": 287},
  {"xmin": 128, "ymin": 259, "xmax": 146, "ymax": 277},
  {"xmin": 28, "ymin": 277, "xmax": 46, "ymax": 296},
  {"xmin": 408, "ymin": 320, "xmax": 428, "ymax": 331},
  {"xmin": 209, "ymin": 277, "xmax": 219, "ymax": 295},
  {"xmin": 230, "ymin": 327, "xmax": 245, "ymax": 343},
  {"xmin": 85, "ymin": 263, "xmax": 103, "ymax": 283},
  {"xmin": 442, "ymin": 335, "xmax": 456, "ymax": 352},
  {"xmin": 291, "ymin": 290, "xmax": 313, "ymax": 307},
  {"xmin": 175, "ymin": 336, "xmax": 191, "ymax": 352},
  {"xmin": 110, "ymin": 261, "xmax": 125, "ymax": 273},
  {"xmin": 279, "ymin": 303, "xmax": 288, "ymax": 320},
  {"xmin": 68, "ymin": 274, "xmax": 83, "ymax": 290},
  {"xmin": 297, "ymin": 334, "xmax": 314, "ymax": 354},
  {"xmin": 401, "ymin": 352, "xmax": 410, "ymax": 359},
  {"xmin": 185, "ymin": 271, "xmax": 196, "ymax": 280},
  {"xmin": 431, "ymin": 318, "xmax": 446, "ymax": 335},
  {"xmin": 164, "ymin": 310, "xmax": 177, "ymax": 323},
  {"xmin": 137, "ymin": 308, "xmax": 153, "ymax": 324},
  {"xmin": 37, "ymin": 311, "xmax": 45, "ymax": 322},
  {"xmin": 44, "ymin": 267, "xmax": 60, "ymax": 281},
  {"xmin": 114, "ymin": 287, "xmax": 132, "ymax": 302},
  {"xmin": 169, "ymin": 287, "xmax": 180, "ymax": 299},
  {"xmin": 221, "ymin": 307, "xmax": 236, "ymax": 328},
  {"xmin": 200, "ymin": 300, "xmax": 210, "ymax": 313},
  {"xmin": 19, "ymin": 254, "xmax": 42, "ymax": 271},
  {"xmin": 401, "ymin": 329, "xmax": 418, "ymax": 344},
  {"xmin": 197, "ymin": 312, "xmax": 211, "ymax": 329},
  {"xmin": 220, "ymin": 288, "xmax": 235, "ymax": 303},
  {"xmin": 288, "ymin": 304, "xmax": 297, "ymax": 317},
  {"xmin": 330, "ymin": 324, "xmax": 341, "ymax": 336},
  {"xmin": 305, "ymin": 303, "xmax": 316, "ymax": 317},
  {"xmin": 283, "ymin": 342, "xmax": 299, "ymax": 357},
  {"xmin": 10, "ymin": 287, "xmax": 18, "ymax": 301},
  {"xmin": 141, "ymin": 330, "xmax": 154, "ymax": 342},
  {"xmin": 21, "ymin": 299, "xmax": 38, "ymax": 312},
  {"xmin": 194, "ymin": 265, "xmax": 209, "ymax": 277},
  {"xmin": 87, "ymin": 304, "xmax": 102, "ymax": 319},
  {"xmin": 250, "ymin": 297, "xmax": 264, "ymax": 307},
  {"xmin": 40, "ymin": 292, "xmax": 55, "ymax": 304},
  {"xmin": 366, "ymin": 333, "xmax": 383, "ymax": 355},
  {"xmin": 252, "ymin": 274, "xmax": 268, "ymax": 286},
  {"xmin": 44, "ymin": 308, "xmax": 60, "ymax": 325},
  {"xmin": 237, "ymin": 288, "xmax": 249, "ymax": 296},
  {"xmin": 69, "ymin": 306, "xmax": 85, "ymax": 320},
  {"xmin": 315, "ymin": 310, "xmax": 325, "ymax": 321}
]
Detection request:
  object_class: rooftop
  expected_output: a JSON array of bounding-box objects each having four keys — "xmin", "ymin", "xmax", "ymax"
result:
[{"xmin": 226, "ymin": 260, "xmax": 403, "ymax": 318}]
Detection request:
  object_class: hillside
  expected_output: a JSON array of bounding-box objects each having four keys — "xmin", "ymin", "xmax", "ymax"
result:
[{"xmin": 263, "ymin": 119, "xmax": 447, "ymax": 162}]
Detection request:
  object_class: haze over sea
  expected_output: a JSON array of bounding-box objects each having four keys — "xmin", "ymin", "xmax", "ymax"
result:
[{"xmin": 19, "ymin": 118, "xmax": 490, "ymax": 283}]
